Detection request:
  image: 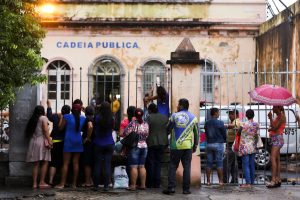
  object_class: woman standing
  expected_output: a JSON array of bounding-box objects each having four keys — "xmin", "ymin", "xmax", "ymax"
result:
[
  {"xmin": 81, "ymin": 106, "xmax": 95, "ymax": 187},
  {"xmin": 238, "ymin": 109, "xmax": 259, "ymax": 188},
  {"xmin": 93, "ymin": 102, "xmax": 115, "ymax": 191},
  {"xmin": 124, "ymin": 108, "xmax": 149, "ymax": 190},
  {"xmin": 55, "ymin": 102, "xmax": 86, "ymax": 189},
  {"xmin": 47, "ymin": 101, "xmax": 71, "ymax": 186},
  {"xmin": 267, "ymin": 106, "xmax": 286, "ymax": 188},
  {"xmin": 119, "ymin": 106, "xmax": 136, "ymax": 137},
  {"xmin": 26, "ymin": 105, "xmax": 52, "ymax": 189},
  {"xmin": 144, "ymin": 86, "xmax": 169, "ymax": 118}
]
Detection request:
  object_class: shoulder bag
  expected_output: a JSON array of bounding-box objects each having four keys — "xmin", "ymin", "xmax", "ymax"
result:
[{"xmin": 121, "ymin": 124, "xmax": 139, "ymax": 149}]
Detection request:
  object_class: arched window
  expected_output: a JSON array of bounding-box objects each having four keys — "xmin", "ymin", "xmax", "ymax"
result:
[
  {"xmin": 47, "ymin": 60, "xmax": 71, "ymax": 100},
  {"xmin": 200, "ymin": 60, "xmax": 215, "ymax": 102},
  {"xmin": 93, "ymin": 58, "xmax": 121, "ymax": 103},
  {"xmin": 142, "ymin": 60, "xmax": 166, "ymax": 94}
]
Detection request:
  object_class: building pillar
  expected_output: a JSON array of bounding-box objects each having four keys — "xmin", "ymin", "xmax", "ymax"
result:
[
  {"xmin": 6, "ymin": 85, "xmax": 38, "ymax": 186},
  {"xmin": 165, "ymin": 38, "xmax": 203, "ymax": 187}
]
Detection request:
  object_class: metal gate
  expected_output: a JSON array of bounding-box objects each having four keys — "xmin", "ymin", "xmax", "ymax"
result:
[{"xmin": 199, "ymin": 59, "xmax": 300, "ymax": 185}]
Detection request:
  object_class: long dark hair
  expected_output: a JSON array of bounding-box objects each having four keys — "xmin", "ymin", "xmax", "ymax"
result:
[
  {"xmin": 25, "ymin": 105, "xmax": 45, "ymax": 138},
  {"xmin": 157, "ymin": 86, "xmax": 167, "ymax": 103},
  {"xmin": 98, "ymin": 101, "xmax": 114, "ymax": 131},
  {"xmin": 127, "ymin": 106, "xmax": 136, "ymax": 122},
  {"xmin": 85, "ymin": 106, "xmax": 95, "ymax": 121},
  {"xmin": 72, "ymin": 103, "xmax": 81, "ymax": 132}
]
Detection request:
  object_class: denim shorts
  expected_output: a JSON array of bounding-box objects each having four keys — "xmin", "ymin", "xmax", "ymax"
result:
[
  {"xmin": 206, "ymin": 143, "xmax": 224, "ymax": 169},
  {"xmin": 271, "ymin": 134, "xmax": 284, "ymax": 148},
  {"xmin": 128, "ymin": 147, "xmax": 148, "ymax": 167}
]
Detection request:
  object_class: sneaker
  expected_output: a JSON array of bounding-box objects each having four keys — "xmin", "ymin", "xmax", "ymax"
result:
[
  {"xmin": 183, "ymin": 190, "xmax": 191, "ymax": 195},
  {"xmin": 162, "ymin": 189, "xmax": 175, "ymax": 195}
]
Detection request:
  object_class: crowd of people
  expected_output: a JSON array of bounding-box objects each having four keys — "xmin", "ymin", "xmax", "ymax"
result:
[{"xmin": 24, "ymin": 85, "xmax": 300, "ymax": 194}]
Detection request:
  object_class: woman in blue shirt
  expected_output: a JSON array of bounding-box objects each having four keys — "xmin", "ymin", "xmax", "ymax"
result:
[
  {"xmin": 93, "ymin": 101, "xmax": 115, "ymax": 191},
  {"xmin": 55, "ymin": 101, "xmax": 86, "ymax": 189}
]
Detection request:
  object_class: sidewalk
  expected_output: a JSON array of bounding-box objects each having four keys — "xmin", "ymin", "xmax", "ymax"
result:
[{"xmin": 1, "ymin": 185, "xmax": 300, "ymax": 200}]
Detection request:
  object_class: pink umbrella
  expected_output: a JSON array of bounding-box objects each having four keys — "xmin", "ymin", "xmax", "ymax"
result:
[{"xmin": 249, "ymin": 84, "xmax": 296, "ymax": 106}]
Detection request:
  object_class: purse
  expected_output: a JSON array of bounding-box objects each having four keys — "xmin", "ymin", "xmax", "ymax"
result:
[
  {"xmin": 232, "ymin": 134, "xmax": 241, "ymax": 153},
  {"xmin": 121, "ymin": 125, "xmax": 139, "ymax": 149},
  {"xmin": 257, "ymin": 134, "xmax": 264, "ymax": 148}
]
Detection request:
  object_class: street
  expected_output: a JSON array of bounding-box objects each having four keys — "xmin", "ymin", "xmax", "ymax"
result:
[{"xmin": 1, "ymin": 185, "xmax": 300, "ymax": 200}]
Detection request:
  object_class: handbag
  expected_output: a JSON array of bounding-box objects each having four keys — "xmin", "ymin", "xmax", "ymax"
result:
[
  {"xmin": 121, "ymin": 125, "xmax": 139, "ymax": 149},
  {"xmin": 232, "ymin": 134, "xmax": 241, "ymax": 153},
  {"xmin": 257, "ymin": 134, "xmax": 264, "ymax": 148}
]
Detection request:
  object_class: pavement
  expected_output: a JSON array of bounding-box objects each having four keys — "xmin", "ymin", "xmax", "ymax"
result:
[{"xmin": 1, "ymin": 185, "xmax": 300, "ymax": 200}]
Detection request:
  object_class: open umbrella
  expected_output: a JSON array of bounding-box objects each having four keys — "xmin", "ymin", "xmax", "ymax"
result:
[{"xmin": 249, "ymin": 84, "xmax": 296, "ymax": 106}]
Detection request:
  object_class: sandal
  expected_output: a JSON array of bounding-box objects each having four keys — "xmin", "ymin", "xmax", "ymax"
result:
[
  {"xmin": 276, "ymin": 179, "xmax": 282, "ymax": 187},
  {"xmin": 54, "ymin": 185, "xmax": 65, "ymax": 189},
  {"xmin": 126, "ymin": 187, "xmax": 136, "ymax": 191},
  {"xmin": 240, "ymin": 184, "xmax": 251, "ymax": 188},
  {"xmin": 206, "ymin": 182, "xmax": 211, "ymax": 186},
  {"xmin": 266, "ymin": 181, "xmax": 277, "ymax": 188},
  {"xmin": 39, "ymin": 184, "xmax": 52, "ymax": 189}
]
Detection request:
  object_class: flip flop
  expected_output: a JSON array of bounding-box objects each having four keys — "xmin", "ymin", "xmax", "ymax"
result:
[
  {"xmin": 240, "ymin": 184, "xmax": 251, "ymax": 188},
  {"xmin": 266, "ymin": 181, "xmax": 278, "ymax": 188},
  {"xmin": 126, "ymin": 187, "xmax": 136, "ymax": 191},
  {"xmin": 54, "ymin": 185, "xmax": 65, "ymax": 189},
  {"xmin": 39, "ymin": 184, "xmax": 52, "ymax": 189}
]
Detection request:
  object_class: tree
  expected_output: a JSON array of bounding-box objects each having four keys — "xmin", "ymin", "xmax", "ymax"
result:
[{"xmin": 0, "ymin": 0, "xmax": 46, "ymax": 110}]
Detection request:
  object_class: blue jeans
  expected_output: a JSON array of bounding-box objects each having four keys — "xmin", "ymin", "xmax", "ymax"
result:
[
  {"xmin": 206, "ymin": 143, "xmax": 224, "ymax": 169},
  {"xmin": 93, "ymin": 144, "xmax": 114, "ymax": 188},
  {"xmin": 128, "ymin": 147, "xmax": 148, "ymax": 167},
  {"xmin": 146, "ymin": 145, "xmax": 164, "ymax": 188},
  {"xmin": 241, "ymin": 154, "xmax": 256, "ymax": 184}
]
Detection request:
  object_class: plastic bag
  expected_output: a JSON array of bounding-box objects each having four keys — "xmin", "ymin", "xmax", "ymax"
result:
[{"xmin": 113, "ymin": 166, "xmax": 129, "ymax": 189}]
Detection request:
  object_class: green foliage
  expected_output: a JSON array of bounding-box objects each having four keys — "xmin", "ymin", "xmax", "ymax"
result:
[{"xmin": 0, "ymin": 0, "xmax": 46, "ymax": 110}]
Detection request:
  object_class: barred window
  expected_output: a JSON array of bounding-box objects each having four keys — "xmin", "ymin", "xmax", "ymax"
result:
[
  {"xmin": 142, "ymin": 60, "xmax": 166, "ymax": 94},
  {"xmin": 201, "ymin": 61, "xmax": 215, "ymax": 102},
  {"xmin": 47, "ymin": 60, "xmax": 71, "ymax": 100}
]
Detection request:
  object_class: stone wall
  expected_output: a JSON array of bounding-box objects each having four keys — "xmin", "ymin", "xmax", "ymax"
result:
[{"xmin": 6, "ymin": 85, "xmax": 38, "ymax": 186}]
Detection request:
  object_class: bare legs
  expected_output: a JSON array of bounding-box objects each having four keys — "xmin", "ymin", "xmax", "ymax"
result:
[
  {"xmin": 40, "ymin": 161, "xmax": 49, "ymax": 186},
  {"xmin": 32, "ymin": 162, "xmax": 39, "ymax": 188},
  {"xmin": 270, "ymin": 147, "xmax": 281, "ymax": 184},
  {"xmin": 129, "ymin": 166, "xmax": 146, "ymax": 189},
  {"xmin": 72, "ymin": 153, "xmax": 80, "ymax": 187},
  {"xmin": 48, "ymin": 167, "xmax": 56, "ymax": 185},
  {"xmin": 217, "ymin": 168, "xmax": 224, "ymax": 186},
  {"xmin": 31, "ymin": 161, "xmax": 50, "ymax": 189},
  {"xmin": 139, "ymin": 167, "xmax": 146, "ymax": 188},
  {"xmin": 129, "ymin": 167, "xmax": 138, "ymax": 189},
  {"xmin": 83, "ymin": 165, "xmax": 93, "ymax": 186},
  {"xmin": 206, "ymin": 168, "xmax": 224, "ymax": 186},
  {"xmin": 56, "ymin": 152, "xmax": 80, "ymax": 188}
]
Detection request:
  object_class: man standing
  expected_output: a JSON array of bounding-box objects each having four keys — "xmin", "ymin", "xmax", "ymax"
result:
[
  {"xmin": 223, "ymin": 109, "xmax": 241, "ymax": 184},
  {"xmin": 163, "ymin": 98, "xmax": 199, "ymax": 195},
  {"xmin": 204, "ymin": 108, "xmax": 226, "ymax": 186}
]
